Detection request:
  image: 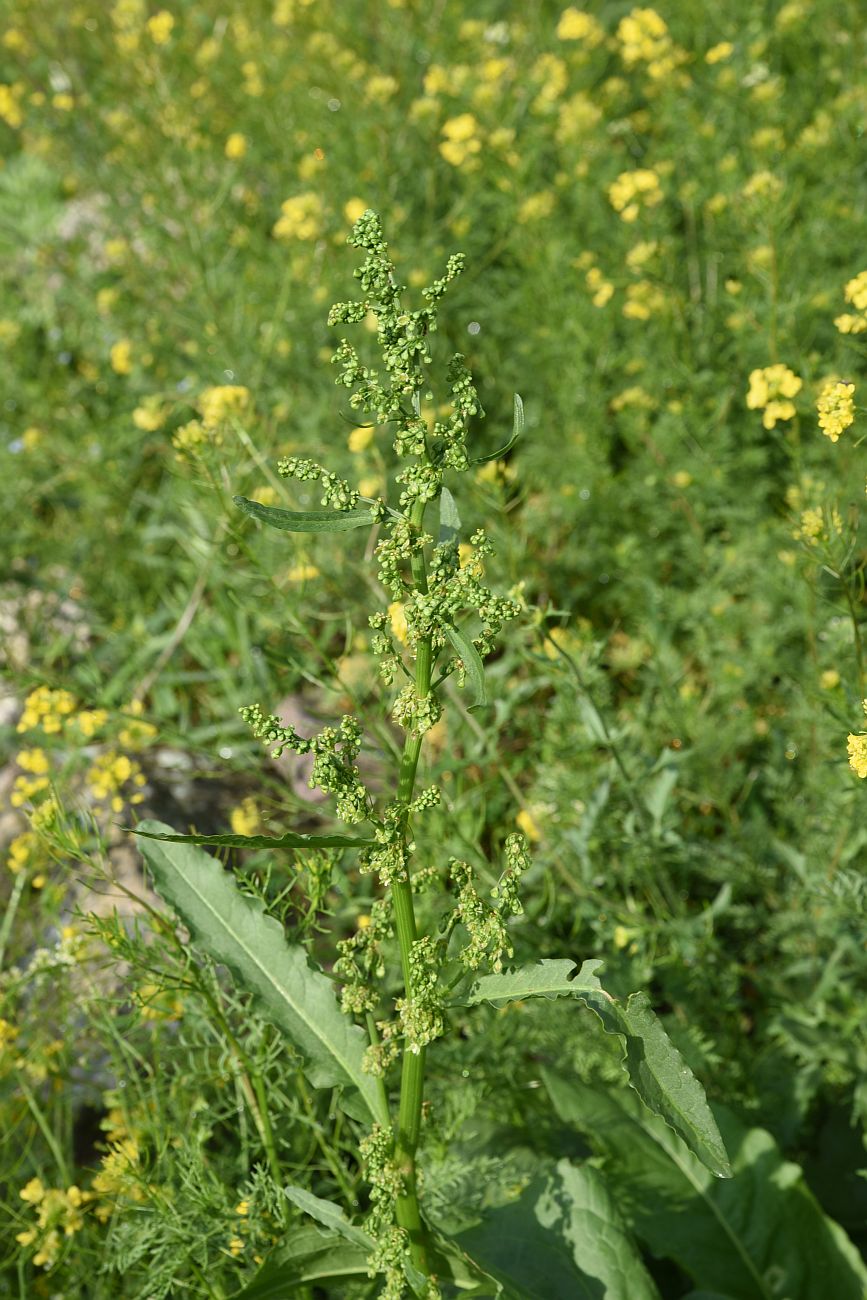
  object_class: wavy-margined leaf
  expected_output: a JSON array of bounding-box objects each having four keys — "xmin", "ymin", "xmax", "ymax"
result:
[
  {"xmin": 133, "ymin": 827, "xmax": 373, "ymax": 851},
  {"xmin": 230, "ymin": 1227, "xmax": 369, "ymax": 1298},
  {"xmin": 456, "ymin": 1159, "xmax": 659, "ymax": 1300},
  {"xmin": 455, "ymin": 959, "xmax": 730, "ymax": 1178},
  {"xmin": 134, "ymin": 821, "xmax": 386, "ymax": 1124},
  {"xmin": 544, "ymin": 1074, "xmax": 867, "ymax": 1300},
  {"xmin": 234, "ymin": 495, "xmax": 376, "ymax": 533},
  {"xmin": 474, "ymin": 393, "xmax": 524, "ymax": 464},
  {"xmin": 444, "ymin": 624, "xmax": 487, "ymax": 710}
]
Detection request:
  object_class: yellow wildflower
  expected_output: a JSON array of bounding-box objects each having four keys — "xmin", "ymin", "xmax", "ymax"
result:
[
  {"xmin": 225, "ymin": 132, "xmax": 247, "ymax": 160},
  {"xmin": 440, "ymin": 114, "xmax": 482, "ymax": 168},
  {"xmin": 132, "ymin": 400, "xmax": 166, "ymax": 432},
  {"xmin": 18, "ymin": 686, "xmax": 76, "ymax": 734},
  {"xmin": 0, "ymin": 83, "xmax": 24, "ymax": 128},
  {"xmin": 272, "ymin": 192, "xmax": 323, "ymax": 241},
  {"xmin": 146, "ymin": 10, "xmax": 174, "ymax": 43},
  {"xmin": 820, "ymin": 669, "xmax": 840, "ymax": 690},
  {"xmin": 348, "ymin": 425, "xmax": 375, "ymax": 453},
  {"xmin": 817, "ymin": 379, "xmax": 855, "ymax": 443},
  {"xmin": 705, "ymin": 41, "xmax": 734, "ymax": 63},
  {"xmin": 556, "ymin": 8, "xmax": 605, "ymax": 45},
  {"xmin": 585, "ymin": 266, "xmax": 614, "ymax": 307},
  {"xmin": 388, "ymin": 602, "xmax": 408, "ymax": 645},
  {"xmin": 516, "ymin": 808, "xmax": 542, "ymax": 842},
  {"xmin": 344, "ymin": 197, "xmax": 368, "ymax": 226},
  {"xmin": 517, "ymin": 192, "xmax": 555, "ymax": 224},
  {"xmin": 608, "ymin": 168, "xmax": 663, "ymax": 222},
  {"xmin": 198, "ymin": 384, "xmax": 250, "ymax": 429},
  {"xmin": 230, "ymin": 797, "xmax": 259, "ymax": 837},
  {"xmin": 16, "ymin": 748, "xmax": 50, "ymax": 775},
  {"xmin": 110, "ymin": 339, "xmax": 133, "ymax": 375},
  {"xmin": 847, "ymin": 718, "xmax": 867, "ymax": 778},
  {"xmin": 286, "ymin": 563, "xmax": 320, "ymax": 582},
  {"xmin": 746, "ymin": 364, "xmax": 802, "ymax": 428},
  {"xmin": 86, "ymin": 751, "xmax": 146, "ymax": 812}
]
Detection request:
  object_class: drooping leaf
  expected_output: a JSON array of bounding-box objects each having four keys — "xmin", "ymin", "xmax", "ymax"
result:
[
  {"xmin": 230, "ymin": 1227, "xmax": 369, "ymax": 1297},
  {"xmin": 474, "ymin": 393, "xmax": 524, "ymax": 464},
  {"xmin": 133, "ymin": 827, "xmax": 373, "ymax": 851},
  {"xmin": 456, "ymin": 960, "xmax": 730, "ymax": 1178},
  {"xmin": 282, "ymin": 1186, "xmax": 372, "ymax": 1249},
  {"xmin": 234, "ymin": 495, "xmax": 376, "ymax": 533},
  {"xmin": 134, "ymin": 821, "xmax": 386, "ymax": 1124},
  {"xmin": 456, "ymin": 1159, "xmax": 659, "ymax": 1300},
  {"xmin": 544, "ymin": 1073, "xmax": 867, "ymax": 1300},
  {"xmin": 444, "ymin": 623, "xmax": 487, "ymax": 710},
  {"xmin": 439, "ymin": 486, "xmax": 462, "ymax": 543}
]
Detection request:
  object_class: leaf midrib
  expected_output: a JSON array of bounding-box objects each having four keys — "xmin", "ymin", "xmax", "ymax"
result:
[{"xmin": 164, "ymin": 849, "xmax": 386, "ymax": 1124}]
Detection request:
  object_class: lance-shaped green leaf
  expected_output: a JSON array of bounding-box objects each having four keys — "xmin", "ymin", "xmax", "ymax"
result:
[
  {"xmin": 231, "ymin": 1227, "xmax": 369, "ymax": 1298},
  {"xmin": 473, "ymin": 392, "xmax": 524, "ymax": 464},
  {"xmin": 133, "ymin": 827, "xmax": 374, "ymax": 851},
  {"xmin": 454, "ymin": 958, "xmax": 730, "ymax": 1178},
  {"xmin": 282, "ymin": 1186, "xmax": 373, "ymax": 1250},
  {"xmin": 134, "ymin": 820, "xmax": 387, "ymax": 1124},
  {"xmin": 234, "ymin": 495, "xmax": 376, "ymax": 533},
  {"xmin": 444, "ymin": 623, "xmax": 487, "ymax": 710}
]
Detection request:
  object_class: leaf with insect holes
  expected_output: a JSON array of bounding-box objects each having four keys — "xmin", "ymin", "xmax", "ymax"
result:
[{"xmin": 135, "ymin": 821, "xmax": 387, "ymax": 1124}]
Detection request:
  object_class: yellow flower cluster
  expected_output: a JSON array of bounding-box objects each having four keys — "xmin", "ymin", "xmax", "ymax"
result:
[
  {"xmin": 16, "ymin": 1179, "xmax": 89, "ymax": 1268},
  {"xmin": 817, "ymin": 379, "xmax": 855, "ymax": 442},
  {"xmin": 585, "ymin": 265, "xmax": 614, "ymax": 308},
  {"xmin": 11, "ymin": 749, "xmax": 52, "ymax": 809},
  {"xmin": 616, "ymin": 7, "xmax": 685, "ymax": 80},
  {"xmin": 835, "ymin": 270, "xmax": 867, "ymax": 334},
  {"xmin": 608, "ymin": 168, "xmax": 663, "ymax": 222},
  {"xmin": 146, "ymin": 9, "xmax": 174, "ymax": 44},
  {"xmin": 742, "ymin": 170, "xmax": 783, "ymax": 202},
  {"xmin": 0, "ymin": 82, "xmax": 24, "ymax": 128},
  {"xmin": 85, "ymin": 751, "xmax": 146, "ymax": 813},
  {"xmin": 118, "ymin": 699, "xmax": 158, "ymax": 749},
  {"xmin": 848, "ymin": 702, "xmax": 867, "ymax": 778},
  {"xmin": 624, "ymin": 279, "xmax": 667, "ymax": 320},
  {"xmin": 132, "ymin": 398, "xmax": 166, "ymax": 432},
  {"xmin": 272, "ymin": 192, "xmax": 323, "ymax": 240},
  {"xmin": 794, "ymin": 504, "xmax": 842, "ymax": 546},
  {"xmin": 18, "ymin": 686, "xmax": 76, "ymax": 734},
  {"xmin": 440, "ymin": 113, "xmax": 482, "ymax": 168},
  {"xmin": 746, "ymin": 364, "xmax": 802, "ymax": 428},
  {"xmin": 225, "ymin": 132, "xmax": 247, "ymax": 160},
  {"xmin": 556, "ymin": 8, "xmax": 605, "ymax": 46},
  {"xmin": 90, "ymin": 1139, "xmax": 144, "ymax": 1221},
  {"xmin": 199, "ymin": 384, "xmax": 251, "ymax": 429}
]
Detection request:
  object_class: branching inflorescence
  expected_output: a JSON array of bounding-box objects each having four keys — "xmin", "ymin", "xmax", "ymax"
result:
[{"xmin": 239, "ymin": 211, "xmax": 528, "ymax": 1286}]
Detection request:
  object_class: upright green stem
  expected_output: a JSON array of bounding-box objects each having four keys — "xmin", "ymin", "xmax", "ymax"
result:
[{"xmin": 391, "ymin": 498, "xmax": 432, "ymax": 1269}]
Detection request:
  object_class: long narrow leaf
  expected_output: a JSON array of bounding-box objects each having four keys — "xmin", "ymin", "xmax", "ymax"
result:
[
  {"xmin": 135, "ymin": 821, "xmax": 386, "ymax": 1124},
  {"xmin": 134, "ymin": 827, "xmax": 373, "ymax": 850},
  {"xmin": 455, "ymin": 958, "xmax": 730, "ymax": 1178},
  {"xmin": 444, "ymin": 624, "xmax": 487, "ymax": 710},
  {"xmin": 234, "ymin": 495, "xmax": 375, "ymax": 533}
]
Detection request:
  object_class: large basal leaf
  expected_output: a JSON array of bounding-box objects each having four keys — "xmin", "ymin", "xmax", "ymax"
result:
[
  {"xmin": 135, "ymin": 820, "xmax": 386, "ymax": 1124},
  {"xmin": 134, "ymin": 827, "xmax": 373, "ymax": 850},
  {"xmin": 544, "ymin": 1072, "xmax": 867, "ymax": 1300},
  {"xmin": 234, "ymin": 495, "xmax": 376, "ymax": 533},
  {"xmin": 230, "ymin": 1226, "xmax": 369, "ymax": 1298},
  {"xmin": 444, "ymin": 623, "xmax": 488, "ymax": 710},
  {"xmin": 455, "ymin": 960, "xmax": 730, "ymax": 1178},
  {"xmin": 456, "ymin": 1159, "xmax": 659, "ymax": 1300}
]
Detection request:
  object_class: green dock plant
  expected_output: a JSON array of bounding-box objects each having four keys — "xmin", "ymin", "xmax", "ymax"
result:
[{"xmin": 133, "ymin": 212, "xmax": 731, "ymax": 1298}]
